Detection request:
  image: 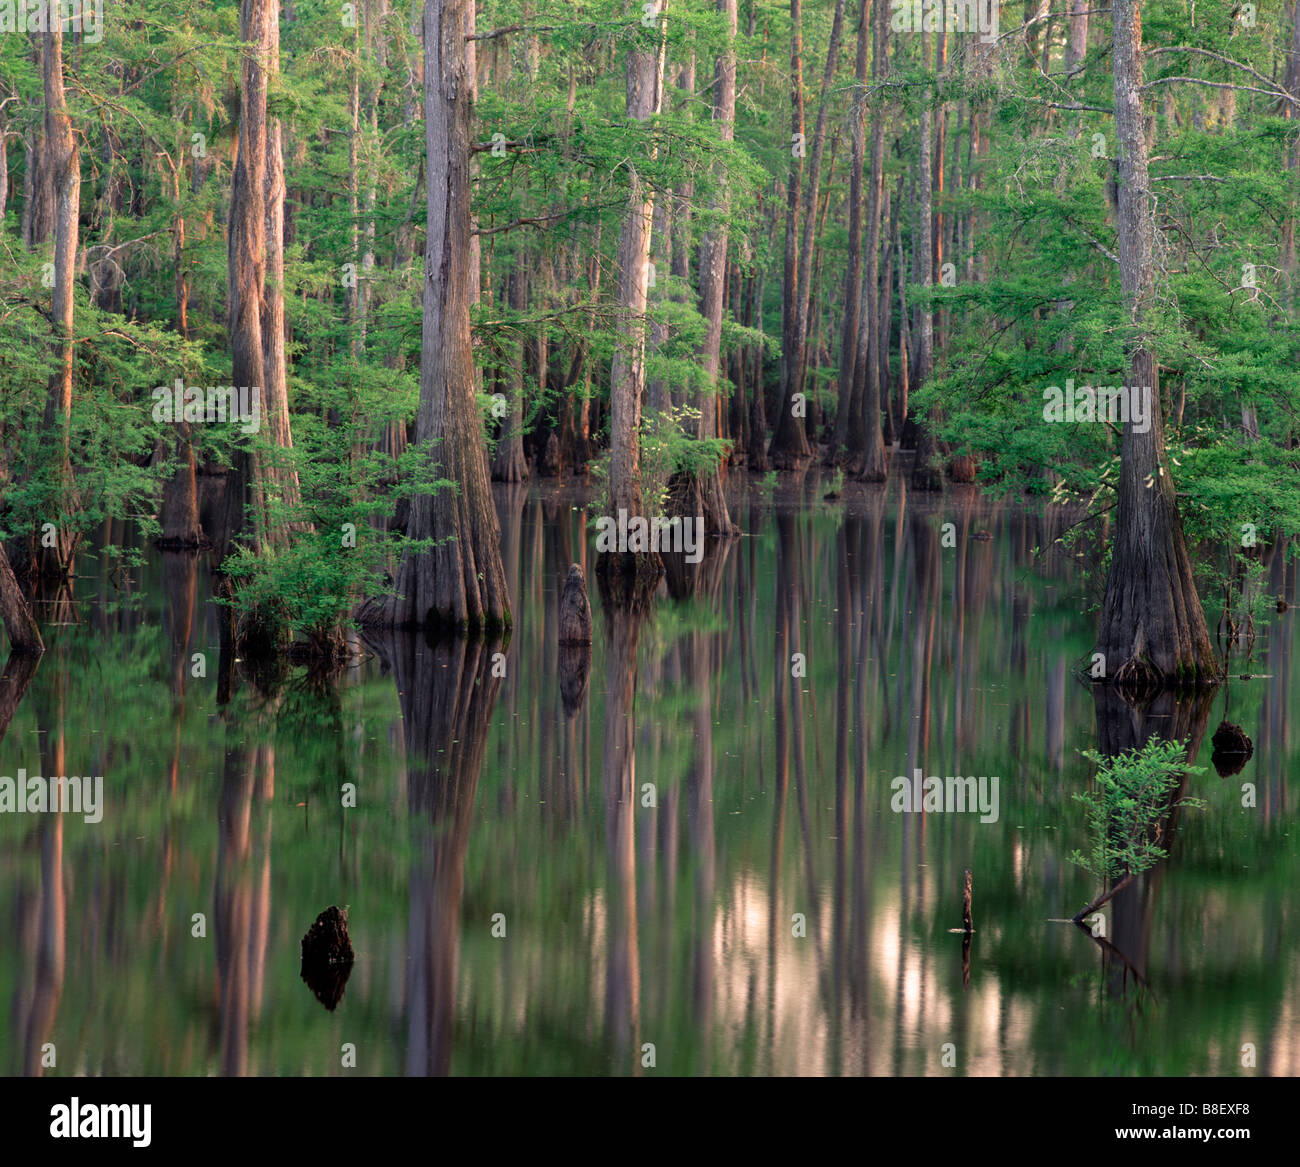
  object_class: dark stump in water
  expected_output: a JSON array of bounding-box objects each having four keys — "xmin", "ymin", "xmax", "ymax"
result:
[
  {"xmin": 300, "ymin": 905, "xmax": 355, "ymax": 1011},
  {"xmin": 1211, "ymin": 720, "xmax": 1253, "ymax": 777},
  {"xmin": 558, "ymin": 563, "xmax": 593, "ymax": 645},
  {"xmin": 558, "ymin": 564, "xmax": 593, "ymax": 717}
]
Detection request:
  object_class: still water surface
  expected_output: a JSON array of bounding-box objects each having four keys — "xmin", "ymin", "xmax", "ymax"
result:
[{"xmin": 1, "ymin": 475, "xmax": 1295, "ymax": 1075}]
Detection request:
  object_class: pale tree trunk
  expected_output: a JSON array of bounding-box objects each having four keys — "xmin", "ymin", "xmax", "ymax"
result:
[
  {"xmin": 894, "ymin": 181, "xmax": 910, "ymax": 432},
  {"xmin": 347, "ymin": 9, "xmax": 361, "ymax": 359},
  {"xmin": 677, "ymin": 0, "xmax": 737, "ymax": 536},
  {"xmin": 1095, "ymin": 0, "xmax": 1219, "ymax": 688},
  {"xmin": 879, "ymin": 186, "xmax": 895, "ymax": 442},
  {"xmin": 26, "ymin": 35, "xmax": 55, "ymax": 253},
  {"xmin": 38, "ymin": 21, "xmax": 80, "ymax": 578},
  {"xmin": 910, "ymin": 25, "xmax": 942, "ymax": 490},
  {"xmin": 833, "ymin": 0, "xmax": 868, "ymax": 464},
  {"xmin": 357, "ymin": 0, "xmax": 385, "ymax": 354},
  {"xmin": 768, "ymin": 0, "xmax": 810, "ymax": 468},
  {"xmin": 363, "ymin": 0, "xmax": 510, "ymax": 631},
  {"xmin": 1281, "ymin": 2, "xmax": 1300, "ymax": 291},
  {"xmin": 746, "ymin": 191, "xmax": 773, "ymax": 470},
  {"xmin": 604, "ymin": 0, "xmax": 667, "ymax": 576},
  {"xmin": 848, "ymin": 0, "xmax": 888, "ymax": 481}
]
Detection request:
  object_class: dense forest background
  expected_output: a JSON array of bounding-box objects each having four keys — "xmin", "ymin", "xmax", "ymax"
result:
[{"xmin": 3, "ymin": 0, "xmax": 1300, "ymax": 664}]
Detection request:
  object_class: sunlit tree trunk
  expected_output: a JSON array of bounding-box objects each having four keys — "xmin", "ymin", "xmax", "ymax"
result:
[{"xmin": 38, "ymin": 21, "xmax": 80, "ymax": 577}]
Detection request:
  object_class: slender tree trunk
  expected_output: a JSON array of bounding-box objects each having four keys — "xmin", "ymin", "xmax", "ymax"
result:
[
  {"xmin": 682, "ymin": 0, "xmax": 739, "ymax": 536},
  {"xmin": 221, "ymin": 0, "xmax": 304, "ymax": 562},
  {"xmin": 771, "ymin": 0, "xmax": 845, "ymax": 468},
  {"xmin": 0, "ymin": 123, "xmax": 8, "ymax": 226},
  {"xmin": 1094, "ymin": 0, "xmax": 1219, "ymax": 687},
  {"xmin": 849, "ymin": 0, "xmax": 888, "ymax": 481},
  {"xmin": 834, "ymin": 0, "xmax": 869, "ymax": 463},
  {"xmin": 893, "ymin": 181, "xmax": 910, "ymax": 440},
  {"xmin": 492, "ymin": 264, "xmax": 530, "ymax": 481},
  {"xmin": 747, "ymin": 193, "xmax": 772, "ymax": 470},
  {"xmin": 910, "ymin": 25, "xmax": 942, "ymax": 490},
  {"xmin": 768, "ymin": 0, "xmax": 810, "ymax": 468},
  {"xmin": 37, "ymin": 21, "xmax": 80, "ymax": 578},
  {"xmin": 160, "ymin": 159, "xmax": 204, "ymax": 548},
  {"xmin": 603, "ymin": 0, "xmax": 667, "ymax": 578}
]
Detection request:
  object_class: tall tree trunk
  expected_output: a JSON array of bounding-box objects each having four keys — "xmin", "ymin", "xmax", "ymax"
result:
[
  {"xmin": 770, "ymin": 0, "xmax": 845, "ymax": 468},
  {"xmin": 768, "ymin": 0, "xmax": 810, "ymax": 468},
  {"xmin": 492, "ymin": 264, "xmax": 530, "ymax": 481},
  {"xmin": 37, "ymin": 21, "xmax": 80, "ymax": 578},
  {"xmin": 848, "ymin": 0, "xmax": 888, "ymax": 481},
  {"xmin": 603, "ymin": 0, "xmax": 667, "ymax": 577},
  {"xmin": 160, "ymin": 158, "xmax": 204, "ymax": 548},
  {"xmin": 364, "ymin": 0, "xmax": 510, "ymax": 631},
  {"xmin": 910, "ymin": 25, "xmax": 942, "ymax": 490},
  {"xmin": 1094, "ymin": 0, "xmax": 1219, "ymax": 688},
  {"xmin": 833, "ymin": 0, "xmax": 869, "ymax": 464},
  {"xmin": 221, "ymin": 0, "xmax": 304, "ymax": 562},
  {"xmin": 678, "ymin": 0, "xmax": 738, "ymax": 536}
]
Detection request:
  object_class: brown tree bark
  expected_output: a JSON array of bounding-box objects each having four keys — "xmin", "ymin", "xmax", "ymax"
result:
[
  {"xmin": 603, "ymin": 0, "xmax": 667, "ymax": 579},
  {"xmin": 1094, "ymin": 0, "xmax": 1220, "ymax": 688},
  {"xmin": 910, "ymin": 25, "xmax": 942, "ymax": 491},
  {"xmin": 491, "ymin": 264, "xmax": 530, "ymax": 481},
  {"xmin": 768, "ymin": 0, "xmax": 809, "ymax": 468},
  {"xmin": 769, "ymin": 0, "xmax": 845, "ymax": 468},
  {"xmin": 37, "ymin": 21, "xmax": 80, "ymax": 578},
  {"xmin": 362, "ymin": 0, "xmax": 510, "ymax": 631},
  {"xmin": 833, "ymin": 0, "xmax": 869, "ymax": 464},
  {"xmin": 221, "ymin": 0, "xmax": 304, "ymax": 562},
  {"xmin": 676, "ymin": 0, "xmax": 738, "ymax": 536},
  {"xmin": 160, "ymin": 153, "xmax": 204, "ymax": 548},
  {"xmin": 0, "ymin": 543, "xmax": 43, "ymax": 655},
  {"xmin": 848, "ymin": 0, "xmax": 888, "ymax": 481}
]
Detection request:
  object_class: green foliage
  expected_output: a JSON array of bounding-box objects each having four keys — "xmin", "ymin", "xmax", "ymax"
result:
[
  {"xmin": 219, "ymin": 371, "xmax": 449, "ymax": 644},
  {"xmin": 1070, "ymin": 739, "xmax": 1206, "ymax": 883}
]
